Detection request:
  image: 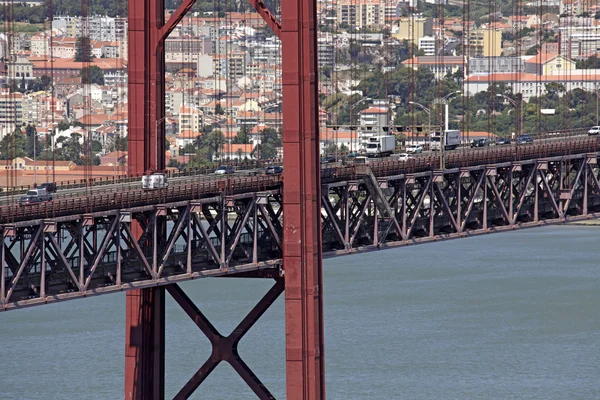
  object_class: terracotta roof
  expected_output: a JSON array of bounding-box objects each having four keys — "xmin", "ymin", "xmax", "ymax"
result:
[
  {"xmin": 524, "ymin": 53, "xmax": 561, "ymax": 64},
  {"xmin": 222, "ymin": 143, "xmax": 254, "ymax": 153},
  {"xmin": 30, "ymin": 58, "xmax": 127, "ymax": 70},
  {"xmin": 360, "ymin": 107, "xmax": 388, "ymax": 114},
  {"xmin": 178, "ymin": 130, "xmax": 202, "ymax": 139}
]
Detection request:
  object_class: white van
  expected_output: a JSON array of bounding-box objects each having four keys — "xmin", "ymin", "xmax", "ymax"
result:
[{"xmin": 141, "ymin": 173, "xmax": 169, "ymax": 190}]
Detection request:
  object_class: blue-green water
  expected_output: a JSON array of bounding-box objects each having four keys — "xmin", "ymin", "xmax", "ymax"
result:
[{"xmin": 0, "ymin": 226, "xmax": 599, "ymax": 399}]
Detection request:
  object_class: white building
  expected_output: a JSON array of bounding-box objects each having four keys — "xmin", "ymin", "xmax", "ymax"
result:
[{"xmin": 418, "ymin": 36, "xmax": 436, "ymax": 56}]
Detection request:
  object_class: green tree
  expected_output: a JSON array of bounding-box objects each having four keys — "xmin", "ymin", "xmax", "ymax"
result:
[
  {"xmin": 24, "ymin": 124, "xmax": 41, "ymax": 158},
  {"xmin": 114, "ymin": 136, "xmax": 128, "ymax": 151},
  {"xmin": 0, "ymin": 129, "xmax": 26, "ymax": 159},
  {"xmin": 81, "ymin": 65, "xmax": 104, "ymax": 85},
  {"xmin": 91, "ymin": 140, "xmax": 103, "ymax": 153},
  {"xmin": 215, "ymin": 102, "xmax": 225, "ymax": 115},
  {"xmin": 75, "ymin": 37, "xmax": 95, "ymax": 62},
  {"xmin": 232, "ymin": 126, "xmax": 251, "ymax": 144},
  {"xmin": 57, "ymin": 133, "xmax": 84, "ymax": 164}
]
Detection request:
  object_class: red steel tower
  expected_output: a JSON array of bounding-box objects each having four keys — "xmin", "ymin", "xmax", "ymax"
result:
[{"xmin": 126, "ymin": 0, "xmax": 325, "ymax": 397}]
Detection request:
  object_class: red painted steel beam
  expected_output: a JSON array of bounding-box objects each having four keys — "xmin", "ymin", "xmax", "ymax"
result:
[
  {"xmin": 279, "ymin": 0, "xmax": 326, "ymax": 397},
  {"xmin": 124, "ymin": 287, "xmax": 166, "ymax": 399},
  {"xmin": 125, "ymin": 0, "xmax": 197, "ymax": 396}
]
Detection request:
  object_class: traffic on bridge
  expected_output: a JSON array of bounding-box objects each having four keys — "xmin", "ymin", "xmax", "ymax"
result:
[{"xmin": 1, "ymin": 0, "xmax": 600, "ymax": 397}]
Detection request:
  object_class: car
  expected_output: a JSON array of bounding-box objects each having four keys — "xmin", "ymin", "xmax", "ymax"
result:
[
  {"xmin": 320, "ymin": 155, "xmax": 338, "ymax": 164},
  {"xmin": 395, "ymin": 153, "xmax": 412, "ymax": 162},
  {"xmin": 37, "ymin": 182, "xmax": 56, "ymax": 193},
  {"xmin": 265, "ymin": 166, "xmax": 283, "ymax": 175},
  {"xmin": 471, "ymin": 138, "xmax": 489, "ymax": 148},
  {"xmin": 214, "ymin": 165, "xmax": 235, "ymax": 174},
  {"xmin": 516, "ymin": 134, "xmax": 534, "ymax": 145},
  {"xmin": 345, "ymin": 152, "xmax": 361, "ymax": 159},
  {"xmin": 588, "ymin": 126, "xmax": 600, "ymax": 135},
  {"xmin": 405, "ymin": 144, "xmax": 423, "ymax": 154},
  {"xmin": 496, "ymin": 137, "xmax": 511, "ymax": 145},
  {"xmin": 19, "ymin": 196, "xmax": 42, "ymax": 206}
]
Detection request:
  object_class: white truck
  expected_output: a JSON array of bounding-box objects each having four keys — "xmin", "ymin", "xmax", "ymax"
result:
[
  {"xmin": 141, "ymin": 173, "xmax": 169, "ymax": 190},
  {"xmin": 364, "ymin": 135, "xmax": 395, "ymax": 157},
  {"xmin": 26, "ymin": 188, "xmax": 52, "ymax": 201},
  {"xmin": 430, "ymin": 130, "xmax": 461, "ymax": 151}
]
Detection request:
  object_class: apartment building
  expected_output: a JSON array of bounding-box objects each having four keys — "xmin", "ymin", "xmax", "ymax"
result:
[
  {"xmin": 6, "ymin": 55, "xmax": 33, "ymax": 81},
  {"xmin": 337, "ymin": 0, "xmax": 386, "ymax": 30},
  {"xmin": 559, "ymin": 25, "xmax": 600, "ymax": 59},
  {"xmin": 393, "ymin": 16, "xmax": 433, "ymax": 45},
  {"xmin": 0, "ymin": 88, "xmax": 23, "ymax": 138},
  {"xmin": 178, "ymin": 104, "xmax": 203, "ymax": 135},
  {"xmin": 212, "ymin": 52, "xmax": 248, "ymax": 82},
  {"xmin": 402, "ymin": 56, "xmax": 466, "ymax": 79},
  {"xmin": 468, "ymin": 57, "xmax": 525, "ymax": 75},
  {"xmin": 418, "ymin": 36, "xmax": 436, "ymax": 56},
  {"xmin": 464, "ymin": 29, "xmax": 502, "ymax": 57}
]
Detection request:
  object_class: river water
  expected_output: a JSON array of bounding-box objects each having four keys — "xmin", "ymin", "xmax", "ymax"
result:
[{"xmin": 0, "ymin": 225, "xmax": 599, "ymax": 399}]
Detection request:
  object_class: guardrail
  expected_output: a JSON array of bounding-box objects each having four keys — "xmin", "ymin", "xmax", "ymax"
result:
[
  {"xmin": 0, "ymin": 160, "xmax": 278, "ymax": 197},
  {"xmin": 0, "ymin": 175, "xmax": 282, "ymax": 223}
]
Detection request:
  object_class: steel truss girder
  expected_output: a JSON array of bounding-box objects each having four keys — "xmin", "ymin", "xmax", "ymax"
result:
[
  {"xmin": 4, "ymin": 158, "xmax": 600, "ymax": 310},
  {"xmin": 320, "ymin": 157, "xmax": 600, "ymax": 255},
  {"xmin": 1, "ymin": 193, "xmax": 283, "ymax": 310}
]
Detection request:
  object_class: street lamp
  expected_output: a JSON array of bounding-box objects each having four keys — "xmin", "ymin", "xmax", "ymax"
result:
[
  {"xmin": 409, "ymin": 100, "xmax": 431, "ymax": 145},
  {"xmin": 155, "ymin": 116, "xmax": 166, "ymax": 172},
  {"xmin": 497, "ymin": 94, "xmax": 522, "ymax": 139},
  {"xmin": 442, "ymin": 91, "xmax": 462, "ymax": 132},
  {"xmin": 593, "ymin": 89, "xmax": 600, "ymax": 126},
  {"xmin": 435, "ymin": 91, "xmax": 461, "ymax": 170},
  {"xmin": 350, "ymin": 97, "xmax": 372, "ymax": 153}
]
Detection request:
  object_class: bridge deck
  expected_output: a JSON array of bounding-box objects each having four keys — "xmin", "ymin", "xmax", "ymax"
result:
[{"xmin": 1, "ymin": 138, "xmax": 600, "ymax": 310}]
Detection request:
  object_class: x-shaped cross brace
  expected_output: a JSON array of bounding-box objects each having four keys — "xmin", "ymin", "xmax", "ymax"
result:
[{"xmin": 166, "ymin": 278, "xmax": 284, "ymax": 399}]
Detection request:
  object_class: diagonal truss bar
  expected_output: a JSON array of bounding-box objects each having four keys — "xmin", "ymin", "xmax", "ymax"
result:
[
  {"xmin": 84, "ymin": 218, "xmax": 119, "ymax": 290},
  {"xmin": 460, "ymin": 173, "xmax": 485, "ymax": 232},
  {"xmin": 407, "ymin": 178, "xmax": 432, "ymax": 238},
  {"xmin": 513, "ymin": 165, "xmax": 537, "ymax": 221},
  {"xmin": 321, "ymin": 194, "xmax": 347, "ymax": 249},
  {"xmin": 487, "ymin": 176, "xmax": 511, "ymax": 224},
  {"xmin": 157, "ymin": 207, "xmax": 190, "ymax": 277},
  {"xmin": 434, "ymin": 183, "xmax": 459, "ymax": 232},
  {"xmin": 193, "ymin": 212, "xmax": 223, "ymax": 268},
  {"xmin": 123, "ymin": 223, "xmax": 156, "ymax": 280},
  {"xmin": 167, "ymin": 280, "xmax": 283, "ymax": 399},
  {"xmin": 247, "ymin": 0, "xmax": 282, "ymax": 38},
  {"xmin": 226, "ymin": 198, "xmax": 256, "ymax": 266},
  {"xmin": 563, "ymin": 161, "xmax": 585, "ymax": 212},
  {"xmin": 159, "ymin": 0, "xmax": 198, "ymax": 42},
  {"xmin": 539, "ymin": 170, "xmax": 562, "ymax": 218},
  {"xmin": 4, "ymin": 226, "xmax": 42, "ymax": 304},
  {"xmin": 47, "ymin": 234, "xmax": 82, "ymax": 291}
]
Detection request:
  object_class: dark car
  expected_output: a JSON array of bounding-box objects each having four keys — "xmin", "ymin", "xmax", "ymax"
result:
[
  {"xmin": 320, "ymin": 155, "xmax": 338, "ymax": 164},
  {"xmin": 345, "ymin": 152, "xmax": 361, "ymax": 159},
  {"xmin": 265, "ymin": 166, "xmax": 283, "ymax": 175},
  {"xmin": 471, "ymin": 138, "xmax": 489, "ymax": 148},
  {"xmin": 516, "ymin": 134, "xmax": 534, "ymax": 145},
  {"xmin": 19, "ymin": 196, "xmax": 42, "ymax": 206},
  {"xmin": 38, "ymin": 182, "xmax": 57, "ymax": 193},
  {"xmin": 496, "ymin": 137, "xmax": 511, "ymax": 145},
  {"xmin": 214, "ymin": 165, "xmax": 235, "ymax": 175}
]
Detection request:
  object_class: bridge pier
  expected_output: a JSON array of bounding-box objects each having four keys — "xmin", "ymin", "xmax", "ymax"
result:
[{"xmin": 124, "ymin": 287, "xmax": 165, "ymax": 400}]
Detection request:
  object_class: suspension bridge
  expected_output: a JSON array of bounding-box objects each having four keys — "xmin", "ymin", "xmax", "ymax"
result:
[{"xmin": 0, "ymin": 0, "xmax": 599, "ymax": 398}]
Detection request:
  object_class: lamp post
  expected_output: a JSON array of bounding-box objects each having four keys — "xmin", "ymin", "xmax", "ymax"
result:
[
  {"xmin": 155, "ymin": 116, "xmax": 166, "ymax": 172},
  {"xmin": 409, "ymin": 100, "xmax": 430, "ymax": 147},
  {"xmin": 593, "ymin": 89, "xmax": 600, "ymax": 126},
  {"xmin": 438, "ymin": 91, "xmax": 462, "ymax": 170},
  {"xmin": 497, "ymin": 94, "xmax": 522, "ymax": 139},
  {"xmin": 350, "ymin": 97, "xmax": 372, "ymax": 153}
]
